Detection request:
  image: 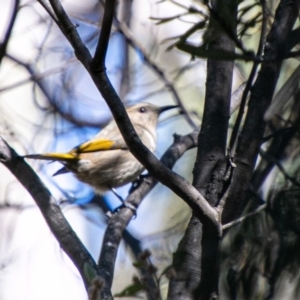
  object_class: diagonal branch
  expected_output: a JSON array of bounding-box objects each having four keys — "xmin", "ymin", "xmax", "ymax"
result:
[
  {"xmin": 228, "ymin": 0, "xmax": 268, "ymax": 157},
  {"xmin": 44, "ymin": 0, "xmax": 218, "ymax": 224},
  {"xmin": 222, "ymin": 203, "xmax": 266, "ymax": 230},
  {"xmin": 48, "ymin": 0, "xmax": 92, "ymax": 68},
  {"xmin": 90, "ymin": 2, "xmax": 217, "ymax": 221},
  {"xmin": 97, "ymin": 131, "xmax": 199, "ymax": 294},
  {"xmin": 38, "ymin": 1, "xmax": 218, "ymax": 298},
  {"xmin": 0, "ymin": 137, "xmax": 98, "ymax": 289}
]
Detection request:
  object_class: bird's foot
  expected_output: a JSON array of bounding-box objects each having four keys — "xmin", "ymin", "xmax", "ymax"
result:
[
  {"xmin": 129, "ymin": 173, "xmax": 150, "ymax": 193},
  {"xmin": 109, "ymin": 188, "xmax": 137, "ymax": 218},
  {"xmin": 111, "ymin": 202, "xmax": 137, "ymax": 218}
]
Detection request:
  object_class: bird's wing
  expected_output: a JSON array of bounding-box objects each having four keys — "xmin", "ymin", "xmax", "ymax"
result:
[
  {"xmin": 70, "ymin": 138, "xmax": 127, "ymax": 154},
  {"xmin": 24, "ymin": 138, "xmax": 127, "ymax": 162}
]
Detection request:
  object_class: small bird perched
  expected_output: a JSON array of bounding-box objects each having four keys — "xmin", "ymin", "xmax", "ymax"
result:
[{"xmin": 25, "ymin": 102, "xmax": 178, "ymax": 196}]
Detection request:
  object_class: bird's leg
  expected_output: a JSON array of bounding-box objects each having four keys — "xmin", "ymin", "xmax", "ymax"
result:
[
  {"xmin": 111, "ymin": 188, "xmax": 137, "ymax": 215},
  {"xmin": 111, "ymin": 188, "xmax": 124, "ymax": 203}
]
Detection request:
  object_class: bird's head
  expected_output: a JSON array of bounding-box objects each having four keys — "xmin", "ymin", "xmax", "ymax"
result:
[{"xmin": 126, "ymin": 102, "xmax": 179, "ymax": 130}]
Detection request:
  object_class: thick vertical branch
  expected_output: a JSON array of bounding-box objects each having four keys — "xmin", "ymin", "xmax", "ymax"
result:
[
  {"xmin": 193, "ymin": 1, "xmax": 237, "ymax": 202},
  {"xmin": 222, "ymin": 0, "xmax": 300, "ymax": 224},
  {"xmin": 168, "ymin": 1, "xmax": 237, "ymax": 299},
  {"xmin": 47, "ymin": 0, "xmax": 216, "ymax": 221},
  {"xmin": 98, "ymin": 132, "xmax": 199, "ymax": 296}
]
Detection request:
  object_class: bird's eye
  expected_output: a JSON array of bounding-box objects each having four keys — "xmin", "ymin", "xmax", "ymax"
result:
[{"xmin": 139, "ymin": 107, "xmax": 146, "ymax": 113}]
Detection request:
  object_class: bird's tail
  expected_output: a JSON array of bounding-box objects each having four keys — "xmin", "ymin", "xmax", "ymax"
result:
[
  {"xmin": 24, "ymin": 153, "xmax": 78, "ymax": 162},
  {"xmin": 24, "ymin": 153, "xmax": 74, "ymax": 177}
]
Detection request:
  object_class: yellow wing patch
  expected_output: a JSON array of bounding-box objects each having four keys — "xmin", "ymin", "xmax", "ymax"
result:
[
  {"xmin": 24, "ymin": 139, "xmax": 127, "ymax": 162},
  {"xmin": 71, "ymin": 138, "xmax": 126, "ymax": 154}
]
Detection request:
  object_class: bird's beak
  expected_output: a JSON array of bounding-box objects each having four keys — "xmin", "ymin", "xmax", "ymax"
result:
[{"xmin": 159, "ymin": 105, "xmax": 179, "ymax": 114}]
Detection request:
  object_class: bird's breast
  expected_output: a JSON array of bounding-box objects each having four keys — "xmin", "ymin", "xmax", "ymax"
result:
[{"xmin": 73, "ymin": 150, "xmax": 145, "ymax": 194}]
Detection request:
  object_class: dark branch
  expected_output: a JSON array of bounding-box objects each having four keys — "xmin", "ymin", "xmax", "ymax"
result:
[
  {"xmin": 92, "ymin": 0, "xmax": 116, "ymax": 68},
  {"xmin": 0, "ymin": 137, "xmax": 98, "ymax": 289},
  {"xmin": 176, "ymin": 42, "xmax": 258, "ymax": 61},
  {"xmin": 48, "ymin": 0, "xmax": 92, "ymax": 68},
  {"xmin": 0, "ymin": 0, "xmax": 20, "ymax": 65},
  {"xmin": 41, "ymin": 0, "xmax": 218, "ymax": 222},
  {"xmin": 176, "ymin": 1, "xmax": 238, "ymax": 299},
  {"xmin": 97, "ymin": 131, "xmax": 199, "ymax": 294},
  {"xmin": 222, "ymin": 203, "xmax": 266, "ymax": 230},
  {"xmin": 222, "ymin": 0, "xmax": 300, "ymax": 223},
  {"xmin": 98, "ymin": 0, "xmax": 219, "ymax": 218},
  {"xmin": 228, "ymin": 0, "xmax": 268, "ymax": 157}
]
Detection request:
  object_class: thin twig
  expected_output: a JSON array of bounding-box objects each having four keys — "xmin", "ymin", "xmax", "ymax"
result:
[
  {"xmin": 1, "ymin": 54, "xmax": 77, "ymax": 92},
  {"xmin": 260, "ymin": 149, "xmax": 300, "ymax": 188},
  {"xmin": 0, "ymin": 0, "xmax": 20, "ymax": 65},
  {"xmin": 37, "ymin": 0, "xmax": 59, "ymax": 24},
  {"xmin": 228, "ymin": 0, "xmax": 268, "ymax": 158},
  {"xmin": 116, "ymin": 20, "xmax": 198, "ymax": 130},
  {"xmin": 48, "ymin": 0, "xmax": 92, "ymax": 68},
  {"xmin": 222, "ymin": 204, "xmax": 266, "ymax": 230}
]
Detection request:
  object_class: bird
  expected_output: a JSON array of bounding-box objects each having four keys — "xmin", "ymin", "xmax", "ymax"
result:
[{"xmin": 24, "ymin": 102, "xmax": 178, "ymax": 198}]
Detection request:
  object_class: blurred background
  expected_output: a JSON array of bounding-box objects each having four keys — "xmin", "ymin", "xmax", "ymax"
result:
[
  {"xmin": 2, "ymin": 0, "xmax": 297, "ymax": 299},
  {"xmin": 0, "ymin": 1, "xmax": 210, "ymax": 299}
]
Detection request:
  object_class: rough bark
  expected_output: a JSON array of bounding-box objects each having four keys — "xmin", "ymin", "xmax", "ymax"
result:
[
  {"xmin": 222, "ymin": 0, "xmax": 300, "ymax": 223},
  {"xmin": 168, "ymin": 1, "xmax": 237, "ymax": 299}
]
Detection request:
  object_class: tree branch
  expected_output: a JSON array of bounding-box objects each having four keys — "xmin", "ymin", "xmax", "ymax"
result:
[
  {"xmin": 44, "ymin": 0, "xmax": 217, "ymax": 224},
  {"xmin": 0, "ymin": 0, "xmax": 20, "ymax": 65},
  {"xmin": 92, "ymin": 0, "xmax": 116, "ymax": 68},
  {"xmin": 222, "ymin": 204, "xmax": 266, "ymax": 230},
  {"xmin": 0, "ymin": 137, "xmax": 98, "ymax": 289},
  {"xmin": 171, "ymin": 0, "xmax": 238, "ymax": 298},
  {"xmin": 222, "ymin": 0, "xmax": 300, "ymax": 223},
  {"xmin": 97, "ymin": 131, "xmax": 199, "ymax": 296},
  {"xmin": 48, "ymin": 0, "xmax": 92, "ymax": 68},
  {"xmin": 228, "ymin": 0, "xmax": 268, "ymax": 157}
]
